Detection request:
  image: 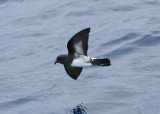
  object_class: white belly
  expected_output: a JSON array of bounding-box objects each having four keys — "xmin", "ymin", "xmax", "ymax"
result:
[{"xmin": 71, "ymin": 55, "xmax": 95, "ymax": 67}]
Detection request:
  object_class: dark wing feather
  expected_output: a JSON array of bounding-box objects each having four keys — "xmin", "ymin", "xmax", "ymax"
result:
[
  {"xmin": 64, "ymin": 65, "xmax": 83, "ymax": 80},
  {"xmin": 67, "ymin": 28, "xmax": 90, "ymax": 56}
]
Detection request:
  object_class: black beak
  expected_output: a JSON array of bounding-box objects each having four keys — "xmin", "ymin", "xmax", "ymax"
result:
[{"xmin": 54, "ymin": 61, "xmax": 57, "ymax": 65}]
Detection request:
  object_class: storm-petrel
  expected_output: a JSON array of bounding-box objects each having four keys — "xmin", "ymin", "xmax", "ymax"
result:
[{"xmin": 55, "ymin": 28, "xmax": 111, "ymax": 80}]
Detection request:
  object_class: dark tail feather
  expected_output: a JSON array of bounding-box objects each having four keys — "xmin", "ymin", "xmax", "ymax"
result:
[{"xmin": 92, "ymin": 58, "xmax": 111, "ymax": 66}]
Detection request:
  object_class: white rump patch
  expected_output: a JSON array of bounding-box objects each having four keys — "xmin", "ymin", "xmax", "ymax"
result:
[{"xmin": 71, "ymin": 55, "xmax": 96, "ymax": 67}]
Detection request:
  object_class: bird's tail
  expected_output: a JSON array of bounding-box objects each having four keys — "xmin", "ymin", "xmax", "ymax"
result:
[{"xmin": 92, "ymin": 58, "xmax": 111, "ymax": 66}]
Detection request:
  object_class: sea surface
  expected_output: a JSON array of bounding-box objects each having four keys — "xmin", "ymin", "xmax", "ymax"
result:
[{"xmin": 0, "ymin": 0, "xmax": 160, "ymax": 114}]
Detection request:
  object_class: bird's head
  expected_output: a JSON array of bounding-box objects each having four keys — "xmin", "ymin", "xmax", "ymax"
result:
[{"xmin": 54, "ymin": 54, "xmax": 67, "ymax": 65}]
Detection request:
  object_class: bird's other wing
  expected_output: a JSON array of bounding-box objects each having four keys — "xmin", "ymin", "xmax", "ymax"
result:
[
  {"xmin": 67, "ymin": 28, "xmax": 90, "ymax": 56},
  {"xmin": 64, "ymin": 65, "xmax": 83, "ymax": 80}
]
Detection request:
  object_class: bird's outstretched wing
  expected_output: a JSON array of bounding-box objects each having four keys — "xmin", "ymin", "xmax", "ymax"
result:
[
  {"xmin": 67, "ymin": 28, "xmax": 90, "ymax": 56},
  {"xmin": 64, "ymin": 65, "xmax": 83, "ymax": 80}
]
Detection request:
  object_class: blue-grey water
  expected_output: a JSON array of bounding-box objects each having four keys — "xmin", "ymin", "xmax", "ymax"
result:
[{"xmin": 0, "ymin": 0, "xmax": 160, "ymax": 114}]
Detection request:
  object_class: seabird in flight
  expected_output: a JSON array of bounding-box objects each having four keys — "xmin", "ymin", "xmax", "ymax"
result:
[{"xmin": 55, "ymin": 28, "xmax": 111, "ymax": 80}]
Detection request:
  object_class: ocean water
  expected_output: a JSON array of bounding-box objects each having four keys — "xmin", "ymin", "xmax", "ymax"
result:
[{"xmin": 0, "ymin": 0, "xmax": 160, "ymax": 114}]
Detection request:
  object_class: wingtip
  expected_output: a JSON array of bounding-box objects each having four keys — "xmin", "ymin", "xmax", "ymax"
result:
[
  {"xmin": 85, "ymin": 27, "xmax": 90, "ymax": 31},
  {"xmin": 71, "ymin": 77, "xmax": 78, "ymax": 80},
  {"xmin": 81, "ymin": 27, "xmax": 90, "ymax": 33}
]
